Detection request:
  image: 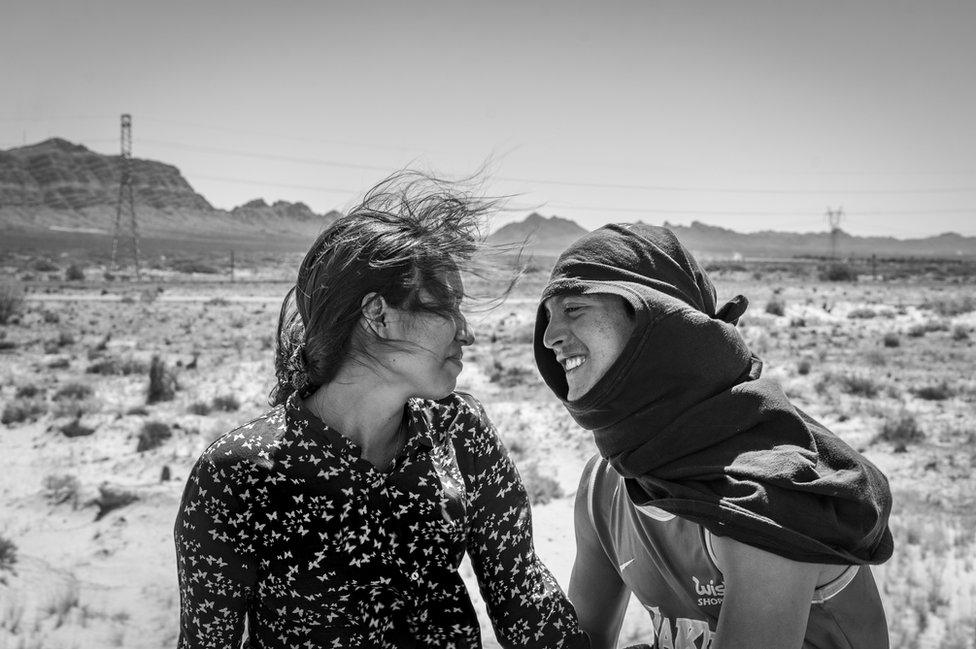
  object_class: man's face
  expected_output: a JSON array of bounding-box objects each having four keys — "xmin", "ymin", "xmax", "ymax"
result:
[{"xmin": 541, "ymin": 293, "xmax": 634, "ymax": 401}]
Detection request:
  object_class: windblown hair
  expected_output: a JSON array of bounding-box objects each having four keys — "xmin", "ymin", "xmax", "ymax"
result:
[{"xmin": 271, "ymin": 171, "xmax": 500, "ymax": 406}]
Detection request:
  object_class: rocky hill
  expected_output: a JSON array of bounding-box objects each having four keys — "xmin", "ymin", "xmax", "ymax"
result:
[
  {"xmin": 487, "ymin": 212, "xmax": 589, "ymax": 253},
  {"xmin": 0, "ymin": 139, "xmax": 336, "ymax": 243},
  {"xmin": 0, "ymin": 138, "xmax": 212, "ymax": 212}
]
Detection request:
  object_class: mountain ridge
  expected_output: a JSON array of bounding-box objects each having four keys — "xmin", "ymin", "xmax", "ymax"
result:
[{"xmin": 2, "ymin": 138, "xmax": 974, "ymax": 257}]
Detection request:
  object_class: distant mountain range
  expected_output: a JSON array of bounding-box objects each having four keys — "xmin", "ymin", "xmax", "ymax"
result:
[
  {"xmin": 3, "ymin": 138, "xmax": 975, "ymax": 258},
  {"xmin": 489, "ymin": 214, "xmax": 976, "ymax": 259}
]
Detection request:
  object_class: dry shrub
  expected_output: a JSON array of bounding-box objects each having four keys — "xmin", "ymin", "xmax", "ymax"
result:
[
  {"xmin": 15, "ymin": 384, "xmax": 42, "ymax": 398},
  {"xmin": 65, "ymin": 263, "xmax": 85, "ymax": 281},
  {"xmin": 1, "ymin": 398, "xmax": 47, "ymax": 425},
  {"xmin": 820, "ymin": 263, "xmax": 858, "ymax": 282},
  {"xmin": 137, "ymin": 420, "xmax": 172, "ymax": 452},
  {"xmin": 0, "ymin": 283, "xmax": 25, "ymax": 324},
  {"xmin": 172, "ymin": 259, "xmax": 220, "ymax": 274},
  {"xmin": 883, "ymin": 332, "xmax": 901, "ymax": 348},
  {"xmin": 922, "ymin": 294, "xmax": 975, "ymax": 317},
  {"xmin": 0, "ymin": 535, "xmax": 16, "ymax": 584},
  {"xmin": 86, "ymin": 356, "xmax": 147, "ymax": 376},
  {"xmin": 54, "ymin": 382, "xmax": 93, "ymax": 401},
  {"xmin": 188, "ymin": 401, "xmax": 212, "ymax": 416},
  {"xmin": 32, "ymin": 258, "xmax": 58, "ymax": 272},
  {"xmin": 818, "ymin": 372, "xmax": 882, "ymax": 398},
  {"xmin": 489, "ymin": 360, "xmax": 537, "ymax": 388},
  {"xmin": 211, "ymin": 394, "xmax": 241, "ymax": 412},
  {"xmin": 864, "ymin": 349, "xmax": 887, "ymax": 367},
  {"xmin": 764, "ymin": 298, "xmax": 786, "ymax": 317},
  {"xmin": 847, "ymin": 307, "xmax": 876, "ymax": 319},
  {"xmin": 146, "ymin": 355, "xmax": 177, "ymax": 404},
  {"xmin": 951, "ymin": 324, "xmax": 970, "ymax": 342},
  {"xmin": 43, "ymin": 473, "xmax": 81, "ymax": 507},
  {"xmin": 876, "ymin": 411, "xmax": 924, "ymax": 449},
  {"xmin": 519, "ymin": 462, "xmax": 564, "ymax": 506},
  {"xmin": 908, "ymin": 320, "xmax": 950, "ymax": 338},
  {"xmin": 912, "ymin": 381, "xmax": 955, "ymax": 401},
  {"xmin": 92, "ymin": 484, "xmax": 139, "ymax": 520}
]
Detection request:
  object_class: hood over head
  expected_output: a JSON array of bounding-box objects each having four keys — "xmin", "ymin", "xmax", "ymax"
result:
[{"xmin": 533, "ymin": 223, "xmax": 892, "ymax": 565}]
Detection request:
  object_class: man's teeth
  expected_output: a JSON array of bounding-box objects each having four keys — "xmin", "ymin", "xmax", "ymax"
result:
[{"xmin": 564, "ymin": 356, "xmax": 586, "ymax": 371}]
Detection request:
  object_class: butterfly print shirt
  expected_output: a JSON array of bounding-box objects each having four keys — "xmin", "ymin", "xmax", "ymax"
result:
[{"xmin": 175, "ymin": 392, "xmax": 588, "ymax": 648}]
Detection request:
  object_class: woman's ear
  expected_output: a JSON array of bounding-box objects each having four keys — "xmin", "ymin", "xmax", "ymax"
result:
[{"xmin": 361, "ymin": 292, "xmax": 388, "ymax": 337}]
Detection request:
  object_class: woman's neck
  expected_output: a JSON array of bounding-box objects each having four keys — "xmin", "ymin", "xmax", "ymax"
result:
[{"xmin": 301, "ymin": 365, "xmax": 407, "ymax": 470}]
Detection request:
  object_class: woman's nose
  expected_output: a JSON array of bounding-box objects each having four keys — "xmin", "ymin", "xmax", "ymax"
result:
[{"xmin": 456, "ymin": 313, "xmax": 475, "ymax": 346}]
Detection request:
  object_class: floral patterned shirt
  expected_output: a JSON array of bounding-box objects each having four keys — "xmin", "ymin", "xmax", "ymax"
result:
[{"xmin": 175, "ymin": 392, "xmax": 588, "ymax": 649}]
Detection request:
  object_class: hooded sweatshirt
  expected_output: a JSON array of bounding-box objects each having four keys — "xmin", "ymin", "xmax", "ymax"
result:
[{"xmin": 533, "ymin": 223, "xmax": 893, "ymax": 565}]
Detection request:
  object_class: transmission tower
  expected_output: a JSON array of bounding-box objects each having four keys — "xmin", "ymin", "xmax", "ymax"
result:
[
  {"xmin": 826, "ymin": 206, "xmax": 843, "ymax": 258},
  {"xmin": 111, "ymin": 114, "xmax": 141, "ymax": 279}
]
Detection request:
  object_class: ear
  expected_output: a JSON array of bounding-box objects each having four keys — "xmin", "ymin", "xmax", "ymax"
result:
[{"xmin": 360, "ymin": 292, "xmax": 388, "ymax": 336}]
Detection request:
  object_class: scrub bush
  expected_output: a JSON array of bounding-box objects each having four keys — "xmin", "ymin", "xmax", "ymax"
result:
[
  {"xmin": 146, "ymin": 355, "xmax": 177, "ymax": 404},
  {"xmin": 43, "ymin": 473, "xmax": 81, "ymax": 507},
  {"xmin": 137, "ymin": 421, "xmax": 172, "ymax": 452},
  {"xmin": 0, "ymin": 535, "xmax": 16, "ymax": 584},
  {"xmin": 2, "ymin": 398, "xmax": 47, "ymax": 425},
  {"xmin": 912, "ymin": 381, "xmax": 954, "ymax": 401},
  {"xmin": 820, "ymin": 263, "xmax": 858, "ymax": 282},
  {"xmin": 188, "ymin": 401, "xmax": 212, "ymax": 416},
  {"xmin": 211, "ymin": 394, "xmax": 241, "ymax": 412},
  {"xmin": 65, "ymin": 264, "xmax": 85, "ymax": 281},
  {"xmin": 848, "ymin": 307, "xmax": 876, "ymax": 319},
  {"xmin": 54, "ymin": 382, "xmax": 93, "ymax": 401},
  {"xmin": 877, "ymin": 411, "xmax": 924, "ymax": 449},
  {"xmin": 883, "ymin": 332, "xmax": 901, "ymax": 348},
  {"xmin": 0, "ymin": 283, "xmax": 25, "ymax": 324},
  {"xmin": 764, "ymin": 298, "xmax": 786, "ymax": 317},
  {"xmin": 519, "ymin": 463, "xmax": 564, "ymax": 506}
]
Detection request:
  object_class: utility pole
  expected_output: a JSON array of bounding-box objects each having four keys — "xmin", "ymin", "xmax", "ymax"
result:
[
  {"xmin": 825, "ymin": 206, "xmax": 843, "ymax": 259},
  {"xmin": 111, "ymin": 114, "xmax": 141, "ymax": 280}
]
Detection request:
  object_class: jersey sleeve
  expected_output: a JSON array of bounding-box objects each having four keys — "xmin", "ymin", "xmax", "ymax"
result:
[
  {"xmin": 174, "ymin": 447, "xmax": 257, "ymax": 649},
  {"xmin": 455, "ymin": 395, "xmax": 589, "ymax": 649}
]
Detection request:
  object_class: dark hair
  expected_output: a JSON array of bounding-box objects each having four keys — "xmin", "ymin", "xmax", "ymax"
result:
[{"xmin": 271, "ymin": 171, "xmax": 501, "ymax": 406}]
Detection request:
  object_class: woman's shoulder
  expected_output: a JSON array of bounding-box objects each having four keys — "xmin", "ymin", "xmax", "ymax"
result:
[
  {"xmin": 408, "ymin": 392, "xmax": 495, "ymax": 447},
  {"xmin": 198, "ymin": 405, "xmax": 289, "ymax": 471}
]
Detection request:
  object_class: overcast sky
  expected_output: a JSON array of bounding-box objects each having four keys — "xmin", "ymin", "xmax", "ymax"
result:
[{"xmin": 2, "ymin": 1, "xmax": 975, "ymax": 237}]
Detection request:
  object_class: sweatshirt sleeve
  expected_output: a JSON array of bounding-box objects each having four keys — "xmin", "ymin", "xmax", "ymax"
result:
[
  {"xmin": 456, "ymin": 395, "xmax": 589, "ymax": 649},
  {"xmin": 174, "ymin": 449, "xmax": 257, "ymax": 649}
]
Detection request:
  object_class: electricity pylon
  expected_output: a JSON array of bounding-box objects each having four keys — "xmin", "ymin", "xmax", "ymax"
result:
[{"xmin": 111, "ymin": 113, "xmax": 141, "ymax": 279}]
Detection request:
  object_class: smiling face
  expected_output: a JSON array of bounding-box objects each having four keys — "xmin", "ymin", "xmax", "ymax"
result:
[
  {"xmin": 377, "ymin": 270, "xmax": 474, "ymax": 400},
  {"xmin": 542, "ymin": 293, "xmax": 635, "ymax": 401}
]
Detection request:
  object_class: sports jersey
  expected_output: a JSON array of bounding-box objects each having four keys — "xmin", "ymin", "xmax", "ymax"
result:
[{"xmin": 578, "ymin": 455, "xmax": 889, "ymax": 649}]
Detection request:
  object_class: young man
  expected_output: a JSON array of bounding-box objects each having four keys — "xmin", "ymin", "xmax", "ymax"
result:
[{"xmin": 533, "ymin": 224, "xmax": 892, "ymax": 649}]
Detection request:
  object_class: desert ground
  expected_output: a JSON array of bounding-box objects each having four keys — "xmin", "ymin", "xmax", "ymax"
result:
[{"xmin": 1, "ymin": 251, "xmax": 975, "ymax": 649}]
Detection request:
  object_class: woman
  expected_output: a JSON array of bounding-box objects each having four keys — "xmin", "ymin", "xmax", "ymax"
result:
[
  {"xmin": 533, "ymin": 224, "xmax": 891, "ymax": 648},
  {"xmin": 174, "ymin": 173, "xmax": 588, "ymax": 649}
]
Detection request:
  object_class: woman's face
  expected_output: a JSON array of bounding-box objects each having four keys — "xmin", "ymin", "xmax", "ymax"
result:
[
  {"xmin": 542, "ymin": 293, "xmax": 634, "ymax": 401},
  {"xmin": 380, "ymin": 271, "xmax": 474, "ymax": 400}
]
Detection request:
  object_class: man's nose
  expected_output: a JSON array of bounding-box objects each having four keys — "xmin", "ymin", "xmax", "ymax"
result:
[{"xmin": 542, "ymin": 315, "xmax": 564, "ymax": 349}]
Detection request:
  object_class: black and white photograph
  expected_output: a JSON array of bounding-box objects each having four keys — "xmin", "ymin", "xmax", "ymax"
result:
[{"xmin": 1, "ymin": 2, "xmax": 975, "ymax": 648}]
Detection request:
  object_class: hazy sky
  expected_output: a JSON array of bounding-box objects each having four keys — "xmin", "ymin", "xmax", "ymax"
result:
[{"xmin": 3, "ymin": 1, "xmax": 975, "ymax": 237}]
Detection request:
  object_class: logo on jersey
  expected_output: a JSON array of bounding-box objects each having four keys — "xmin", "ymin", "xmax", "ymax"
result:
[{"xmin": 693, "ymin": 576, "xmax": 725, "ymax": 606}]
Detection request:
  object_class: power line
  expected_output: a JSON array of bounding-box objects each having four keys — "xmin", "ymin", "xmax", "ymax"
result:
[
  {"xmin": 137, "ymin": 137, "xmax": 976, "ymax": 196},
  {"xmin": 139, "ymin": 115, "xmax": 449, "ymax": 156}
]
